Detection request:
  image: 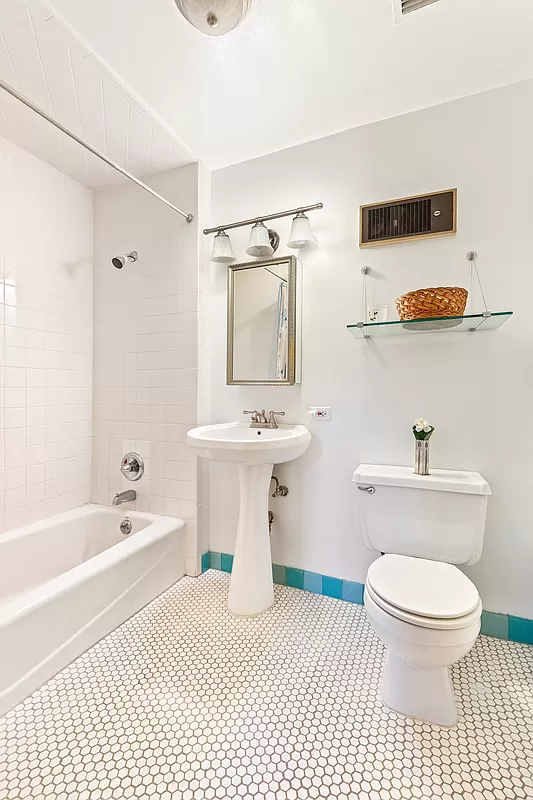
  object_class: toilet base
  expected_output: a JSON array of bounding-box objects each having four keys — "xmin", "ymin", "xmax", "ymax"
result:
[{"xmin": 381, "ymin": 652, "xmax": 457, "ymax": 727}]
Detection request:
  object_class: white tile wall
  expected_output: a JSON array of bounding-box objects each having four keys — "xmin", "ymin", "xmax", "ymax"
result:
[
  {"xmin": 0, "ymin": 0, "xmax": 194, "ymax": 189},
  {"xmin": 0, "ymin": 136, "xmax": 93, "ymax": 535},
  {"xmin": 92, "ymin": 163, "xmax": 200, "ymax": 574}
]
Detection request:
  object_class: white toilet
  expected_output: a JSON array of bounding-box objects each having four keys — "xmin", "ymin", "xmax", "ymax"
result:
[{"xmin": 353, "ymin": 464, "xmax": 491, "ymax": 727}]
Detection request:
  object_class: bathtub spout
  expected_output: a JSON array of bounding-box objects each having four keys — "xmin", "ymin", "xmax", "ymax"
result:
[{"xmin": 112, "ymin": 490, "xmax": 136, "ymax": 506}]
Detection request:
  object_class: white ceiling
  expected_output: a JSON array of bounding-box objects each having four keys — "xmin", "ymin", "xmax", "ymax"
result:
[
  {"xmin": 0, "ymin": 0, "xmax": 194, "ymax": 187},
  {"xmin": 47, "ymin": 0, "xmax": 533, "ymax": 170}
]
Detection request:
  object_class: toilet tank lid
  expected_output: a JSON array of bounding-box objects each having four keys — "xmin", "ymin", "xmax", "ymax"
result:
[{"xmin": 353, "ymin": 464, "xmax": 491, "ymax": 495}]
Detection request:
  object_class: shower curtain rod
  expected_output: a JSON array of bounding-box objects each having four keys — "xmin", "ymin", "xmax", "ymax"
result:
[
  {"xmin": 264, "ymin": 267, "xmax": 286, "ymax": 282},
  {"xmin": 0, "ymin": 78, "xmax": 194, "ymax": 223}
]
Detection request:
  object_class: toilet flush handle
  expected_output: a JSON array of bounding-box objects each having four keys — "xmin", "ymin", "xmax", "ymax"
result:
[{"xmin": 357, "ymin": 485, "xmax": 375, "ymax": 494}]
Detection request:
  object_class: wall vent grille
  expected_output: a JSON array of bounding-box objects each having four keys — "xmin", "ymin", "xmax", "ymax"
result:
[
  {"xmin": 360, "ymin": 189, "xmax": 456, "ymax": 248},
  {"xmin": 402, "ymin": 0, "xmax": 441, "ymax": 13}
]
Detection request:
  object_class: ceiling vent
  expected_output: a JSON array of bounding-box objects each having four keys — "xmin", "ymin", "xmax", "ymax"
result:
[
  {"xmin": 392, "ymin": 0, "xmax": 444, "ymax": 22},
  {"xmin": 402, "ymin": 0, "xmax": 441, "ymax": 13},
  {"xmin": 359, "ymin": 189, "xmax": 456, "ymax": 248}
]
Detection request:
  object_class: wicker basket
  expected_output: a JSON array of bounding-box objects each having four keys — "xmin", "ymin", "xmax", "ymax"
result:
[{"xmin": 395, "ymin": 286, "xmax": 468, "ymax": 321}]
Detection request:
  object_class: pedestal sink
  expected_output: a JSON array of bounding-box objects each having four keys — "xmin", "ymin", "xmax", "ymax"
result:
[{"xmin": 186, "ymin": 422, "xmax": 311, "ymax": 616}]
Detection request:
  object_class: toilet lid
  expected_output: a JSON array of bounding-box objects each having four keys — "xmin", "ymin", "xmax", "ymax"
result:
[{"xmin": 367, "ymin": 554, "xmax": 479, "ymax": 619}]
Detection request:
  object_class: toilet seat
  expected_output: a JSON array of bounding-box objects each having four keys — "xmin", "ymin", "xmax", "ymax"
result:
[
  {"xmin": 366, "ymin": 554, "xmax": 481, "ymax": 631},
  {"xmin": 365, "ymin": 581, "xmax": 482, "ymax": 630}
]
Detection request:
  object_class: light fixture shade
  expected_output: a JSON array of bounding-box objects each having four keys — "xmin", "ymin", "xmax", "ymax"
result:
[
  {"xmin": 174, "ymin": 0, "xmax": 251, "ymax": 36},
  {"xmin": 287, "ymin": 212, "xmax": 315, "ymax": 249},
  {"xmin": 246, "ymin": 222, "xmax": 274, "ymax": 257},
  {"xmin": 210, "ymin": 231, "xmax": 235, "ymax": 263}
]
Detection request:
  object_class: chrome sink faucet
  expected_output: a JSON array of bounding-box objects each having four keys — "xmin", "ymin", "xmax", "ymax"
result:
[
  {"xmin": 112, "ymin": 489, "xmax": 136, "ymax": 506},
  {"xmin": 244, "ymin": 409, "xmax": 286, "ymax": 429}
]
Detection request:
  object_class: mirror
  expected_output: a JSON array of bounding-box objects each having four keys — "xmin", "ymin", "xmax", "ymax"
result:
[{"xmin": 227, "ymin": 255, "xmax": 301, "ymax": 385}]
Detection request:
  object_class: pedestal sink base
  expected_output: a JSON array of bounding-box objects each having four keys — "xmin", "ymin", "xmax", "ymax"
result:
[
  {"xmin": 186, "ymin": 422, "xmax": 311, "ymax": 616},
  {"xmin": 228, "ymin": 464, "xmax": 275, "ymax": 617}
]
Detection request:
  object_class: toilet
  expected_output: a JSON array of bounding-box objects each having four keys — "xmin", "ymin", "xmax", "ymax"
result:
[{"xmin": 353, "ymin": 464, "xmax": 491, "ymax": 727}]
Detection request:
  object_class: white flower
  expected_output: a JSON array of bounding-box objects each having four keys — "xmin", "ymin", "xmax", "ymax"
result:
[
  {"xmin": 423, "ymin": 425, "xmax": 432, "ymax": 433},
  {"xmin": 414, "ymin": 417, "xmax": 427, "ymax": 432}
]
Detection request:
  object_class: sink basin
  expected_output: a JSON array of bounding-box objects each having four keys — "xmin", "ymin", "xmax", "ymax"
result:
[
  {"xmin": 186, "ymin": 422, "xmax": 311, "ymax": 464},
  {"xmin": 187, "ymin": 422, "xmax": 311, "ymax": 617}
]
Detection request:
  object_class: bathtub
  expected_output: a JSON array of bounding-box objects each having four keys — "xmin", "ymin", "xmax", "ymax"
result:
[{"xmin": 0, "ymin": 504, "xmax": 185, "ymax": 717}]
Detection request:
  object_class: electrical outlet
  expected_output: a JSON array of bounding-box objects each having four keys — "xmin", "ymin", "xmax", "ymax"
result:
[{"xmin": 308, "ymin": 407, "xmax": 331, "ymax": 421}]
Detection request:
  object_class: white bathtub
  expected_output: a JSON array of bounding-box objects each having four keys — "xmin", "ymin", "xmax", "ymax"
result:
[{"xmin": 0, "ymin": 504, "xmax": 185, "ymax": 717}]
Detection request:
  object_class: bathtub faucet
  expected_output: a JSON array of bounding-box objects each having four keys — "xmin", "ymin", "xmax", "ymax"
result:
[{"xmin": 112, "ymin": 489, "xmax": 136, "ymax": 506}]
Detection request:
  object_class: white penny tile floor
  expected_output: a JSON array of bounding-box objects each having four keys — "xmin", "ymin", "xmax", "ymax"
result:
[{"xmin": 0, "ymin": 570, "xmax": 532, "ymax": 800}]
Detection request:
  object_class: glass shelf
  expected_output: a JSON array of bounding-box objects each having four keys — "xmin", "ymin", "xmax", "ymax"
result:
[{"xmin": 347, "ymin": 311, "xmax": 513, "ymax": 339}]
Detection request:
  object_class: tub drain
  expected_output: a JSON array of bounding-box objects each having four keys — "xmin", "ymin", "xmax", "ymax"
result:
[{"xmin": 120, "ymin": 518, "xmax": 132, "ymax": 535}]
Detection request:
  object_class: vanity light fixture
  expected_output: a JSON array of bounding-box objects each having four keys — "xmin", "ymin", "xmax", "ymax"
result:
[
  {"xmin": 287, "ymin": 212, "xmax": 316, "ymax": 249},
  {"xmin": 210, "ymin": 230, "xmax": 236, "ymax": 263},
  {"xmin": 204, "ymin": 202, "xmax": 323, "ymax": 261},
  {"xmin": 246, "ymin": 222, "xmax": 274, "ymax": 257}
]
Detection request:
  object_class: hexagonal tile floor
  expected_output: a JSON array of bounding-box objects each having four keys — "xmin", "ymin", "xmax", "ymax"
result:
[{"xmin": 0, "ymin": 570, "xmax": 532, "ymax": 800}]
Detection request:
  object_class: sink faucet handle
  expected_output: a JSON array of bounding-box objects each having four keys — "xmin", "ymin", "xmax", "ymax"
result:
[
  {"xmin": 242, "ymin": 411, "xmax": 266, "ymax": 425},
  {"xmin": 268, "ymin": 410, "xmax": 286, "ymax": 426}
]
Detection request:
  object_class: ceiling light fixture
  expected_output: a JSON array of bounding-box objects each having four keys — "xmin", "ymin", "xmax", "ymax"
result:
[
  {"xmin": 174, "ymin": 0, "xmax": 252, "ymax": 37},
  {"xmin": 210, "ymin": 230, "xmax": 236, "ymax": 263}
]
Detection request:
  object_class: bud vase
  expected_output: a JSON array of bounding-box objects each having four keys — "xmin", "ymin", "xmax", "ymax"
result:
[{"xmin": 414, "ymin": 439, "xmax": 430, "ymax": 475}]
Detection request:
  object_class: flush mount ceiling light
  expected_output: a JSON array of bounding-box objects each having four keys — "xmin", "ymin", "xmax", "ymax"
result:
[{"xmin": 174, "ymin": 0, "xmax": 252, "ymax": 36}]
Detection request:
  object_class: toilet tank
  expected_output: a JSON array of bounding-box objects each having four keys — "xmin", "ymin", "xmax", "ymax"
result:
[{"xmin": 353, "ymin": 464, "xmax": 491, "ymax": 566}]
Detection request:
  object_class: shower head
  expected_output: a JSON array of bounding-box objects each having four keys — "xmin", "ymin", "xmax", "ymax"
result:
[{"xmin": 112, "ymin": 251, "xmax": 138, "ymax": 269}]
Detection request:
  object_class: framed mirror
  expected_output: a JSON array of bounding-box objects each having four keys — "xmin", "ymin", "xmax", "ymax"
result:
[{"xmin": 227, "ymin": 255, "xmax": 301, "ymax": 386}]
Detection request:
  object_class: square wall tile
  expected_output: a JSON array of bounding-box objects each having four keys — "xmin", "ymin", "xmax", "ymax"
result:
[
  {"xmin": 322, "ymin": 576, "xmax": 343, "ymax": 600},
  {"xmin": 210, "ymin": 551, "xmax": 222, "ymax": 570},
  {"xmin": 342, "ymin": 581, "xmax": 364, "ymax": 605},
  {"xmin": 481, "ymin": 611, "xmax": 508, "ymax": 639},
  {"xmin": 508, "ymin": 615, "xmax": 533, "ymax": 645},
  {"xmin": 286, "ymin": 568, "xmax": 304, "ymax": 590},
  {"xmin": 272, "ymin": 564, "xmax": 286, "ymax": 586},
  {"xmin": 220, "ymin": 553, "xmax": 234, "ymax": 573},
  {"xmin": 303, "ymin": 571, "xmax": 323, "ymax": 594}
]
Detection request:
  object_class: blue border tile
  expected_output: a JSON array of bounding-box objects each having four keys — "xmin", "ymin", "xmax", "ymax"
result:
[
  {"xmin": 286, "ymin": 568, "xmax": 304, "ymax": 590},
  {"xmin": 210, "ymin": 551, "xmax": 221, "ymax": 570},
  {"xmin": 342, "ymin": 580, "xmax": 364, "ymax": 605},
  {"xmin": 481, "ymin": 611, "xmax": 508, "ymax": 639},
  {"xmin": 322, "ymin": 576, "xmax": 343, "ymax": 599},
  {"xmin": 220, "ymin": 553, "xmax": 234, "ymax": 573},
  {"xmin": 303, "ymin": 571, "xmax": 322, "ymax": 594},
  {"xmin": 203, "ymin": 552, "xmax": 532, "ymax": 642},
  {"xmin": 272, "ymin": 564, "xmax": 286, "ymax": 585},
  {"xmin": 509, "ymin": 615, "xmax": 533, "ymax": 645}
]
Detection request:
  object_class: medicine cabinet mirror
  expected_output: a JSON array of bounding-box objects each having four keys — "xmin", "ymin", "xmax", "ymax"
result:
[{"xmin": 227, "ymin": 255, "xmax": 301, "ymax": 386}]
